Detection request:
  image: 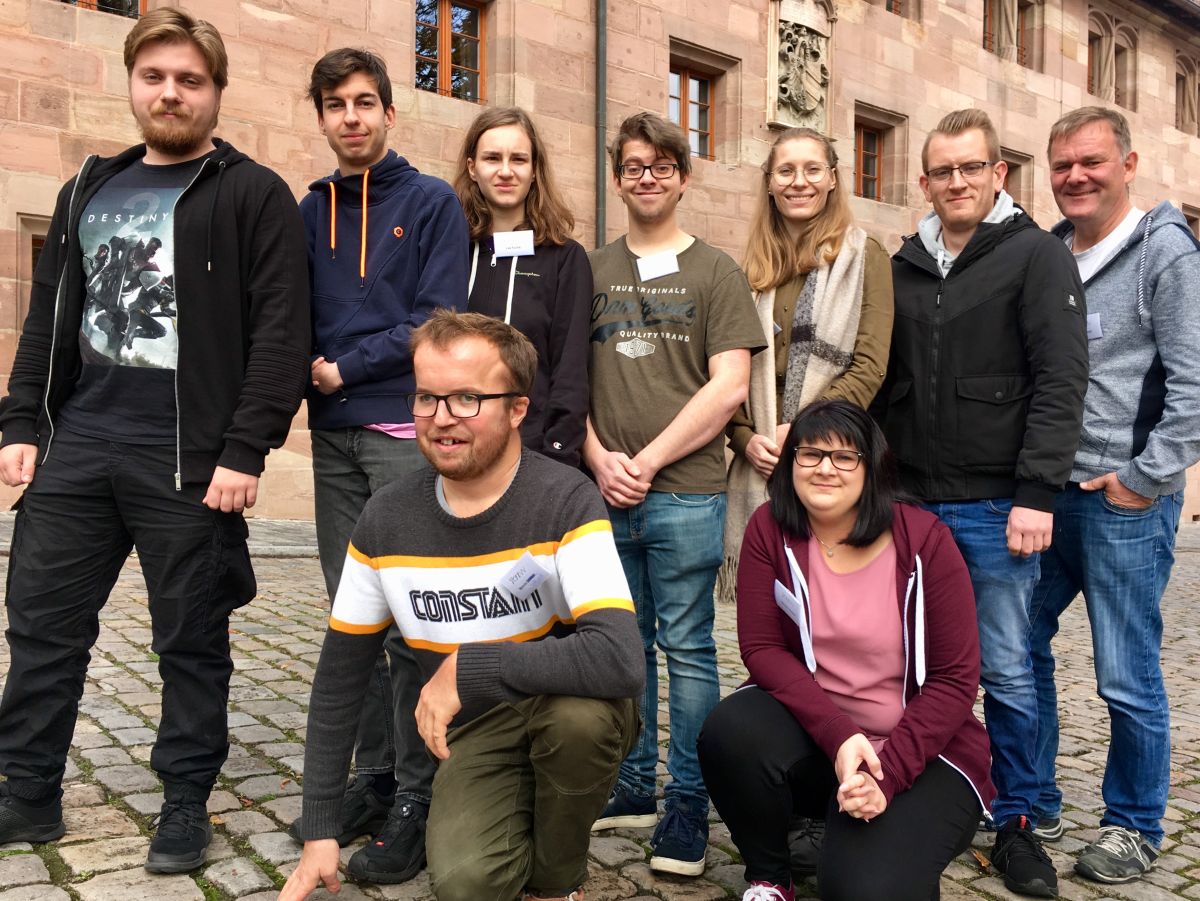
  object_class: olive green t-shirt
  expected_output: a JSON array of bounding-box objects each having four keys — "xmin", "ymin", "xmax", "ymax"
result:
[{"xmin": 588, "ymin": 236, "xmax": 765, "ymax": 494}]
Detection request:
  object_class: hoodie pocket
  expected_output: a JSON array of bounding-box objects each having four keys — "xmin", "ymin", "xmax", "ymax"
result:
[
  {"xmin": 880, "ymin": 379, "xmax": 917, "ymax": 456},
  {"xmin": 955, "ymin": 374, "xmax": 1032, "ymax": 469}
]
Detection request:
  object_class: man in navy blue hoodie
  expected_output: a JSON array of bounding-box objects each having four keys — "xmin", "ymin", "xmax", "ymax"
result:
[{"xmin": 290, "ymin": 48, "xmax": 469, "ymax": 884}]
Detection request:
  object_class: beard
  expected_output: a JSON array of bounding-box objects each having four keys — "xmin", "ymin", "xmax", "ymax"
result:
[
  {"xmin": 418, "ymin": 423, "xmax": 513, "ymax": 482},
  {"xmin": 137, "ymin": 103, "xmax": 217, "ymax": 158}
]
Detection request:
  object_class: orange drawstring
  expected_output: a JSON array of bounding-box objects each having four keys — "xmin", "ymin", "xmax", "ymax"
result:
[
  {"xmin": 328, "ymin": 181, "xmax": 337, "ymax": 259},
  {"xmin": 359, "ymin": 169, "xmax": 369, "ymax": 287}
]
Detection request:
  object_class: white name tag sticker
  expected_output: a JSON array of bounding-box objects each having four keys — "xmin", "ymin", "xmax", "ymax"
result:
[
  {"xmin": 636, "ymin": 251, "xmax": 679, "ymax": 282},
  {"xmin": 1086, "ymin": 312, "xmax": 1103, "ymax": 340},
  {"xmin": 498, "ymin": 551, "xmax": 549, "ymax": 599},
  {"xmin": 493, "ymin": 230, "xmax": 535, "ymax": 258}
]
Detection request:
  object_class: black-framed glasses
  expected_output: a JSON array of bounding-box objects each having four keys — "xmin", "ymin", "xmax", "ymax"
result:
[
  {"xmin": 405, "ymin": 392, "xmax": 521, "ymax": 419},
  {"xmin": 618, "ymin": 162, "xmax": 680, "ymax": 180},
  {"xmin": 925, "ymin": 161, "xmax": 995, "ymax": 183},
  {"xmin": 793, "ymin": 447, "xmax": 864, "ymax": 471},
  {"xmin": 770, "ymin": 163, "xmax": 831, "ymax": 186}
]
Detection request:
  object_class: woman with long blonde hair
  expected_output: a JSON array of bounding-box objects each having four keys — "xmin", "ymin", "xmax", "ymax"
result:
[
  {"xmin": 453, "ymin": 107, "xmax": 592, "ymax": 466},
  {"xmin": 721, "ymin": 127, "xmax": 893, "ymax": 599}
]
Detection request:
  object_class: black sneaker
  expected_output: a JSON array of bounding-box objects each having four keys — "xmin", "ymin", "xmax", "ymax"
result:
[
  {"xmin": 787, "ymin": 815, "xmax": 824, "ymax": 878},
  {"xmin": 991, "ymin": 816, "xmax": 1058, "ymax": 897},
  {"xmin": 591, "ymin": 783, "xmax": 656, "ymax": 831},
  {"xmin": 145, "ymin": 800, "xmax": 212, "ymax": 873},
  {"xmin": 1033, "ymin": 815, "xmax": 1064, "ymax": 842},
  {"xmin": 346, "ymin": 799, "xmax": 427, "ymax": 884},
  {"xmin": 1074, "ymin": 825, "xmax": 1158, "ymax": 884},
  {"xmin": 0, "ymin": 783, "xmax": 65, "ymax": 844},
  {"xmin": 649, "ymin": 801, "xmax": 707, "ymax": 876},
  {"xmin": 288, "ymin": 774, "xmax": 394, "ymax": 846}
]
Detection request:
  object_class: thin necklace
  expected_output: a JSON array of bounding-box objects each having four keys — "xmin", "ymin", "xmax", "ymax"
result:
[{"xmin": 813, "ymin": 533, "xmax": 838, "ymax": 558}]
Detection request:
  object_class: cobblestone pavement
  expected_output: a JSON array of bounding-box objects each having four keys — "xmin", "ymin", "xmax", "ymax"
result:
[{"xmin": 0, "ymin": 516, "xmax": 1198, "ymax": 901}]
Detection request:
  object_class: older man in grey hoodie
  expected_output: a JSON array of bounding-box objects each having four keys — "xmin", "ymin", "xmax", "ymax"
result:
[{"xmin": 1029, "ymin": 106, "xmax": 1200, "ymax": 887}]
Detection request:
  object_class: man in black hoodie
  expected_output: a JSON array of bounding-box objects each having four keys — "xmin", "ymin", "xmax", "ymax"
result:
[
  {"xmin": 0, "ymin": 7, "xmax": 309, "ymax": 875},
  {"xmin": 876, "ymin": 109, "xmax": 1087, "ymax": 899}
]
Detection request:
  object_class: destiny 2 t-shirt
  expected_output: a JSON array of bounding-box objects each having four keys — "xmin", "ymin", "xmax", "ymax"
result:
[{"xmin": 57, "ymin": 156, "xmax": 206, "ymax": 444}]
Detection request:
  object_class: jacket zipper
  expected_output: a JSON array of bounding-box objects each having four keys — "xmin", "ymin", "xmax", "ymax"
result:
[
  {"xmin": 40, "ymin": 156, "xmax": 97, "ymax": 465},
  {"xmin": 927, "ymin": 279, "xmax": 944, "ymax": 489},
  {"xmin": 172, "ymin": 158, "xmax": 212, "ymax": 490}
]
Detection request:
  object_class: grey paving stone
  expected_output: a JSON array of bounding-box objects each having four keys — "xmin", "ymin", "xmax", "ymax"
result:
[
  {"xmin": 91, "ymin": 764, "xmax": 158, "ymax": 794},
  {"xmin": 60, "ymin": 805, "xmax": 141, "ymax": 844},
  {"xmin": 215, "ymin": 810, "xmax": 277, "ymax": 837},
  {"xmin": 62, "ymin": 784, "xmax": 106, "ymax": 808},
  {"xmin": 57, "ymin": 835, "xmax": 151, "ymax": 875},
  {"xmin": 80, "ymin": 746, "xmax": 134, "ymax": 768},
  {"xmin": 588, "ymin": 834, "xmax": 646, "ymax": 867},
  {"xmin": 0, "ymin": 855, "xmax": 49, "ymax": 888},
  {"xmin": 235, "ymin": 774, "xmax": 301, "ymax": 800},
  {"xmin": 247, "ymin": 831, "xmax": 302, "ymax": 865},
  {"xmin": 73, "ymin": 868, "xmax": 205, "ymax": 901},
  {"xmin": 108, "ymin": 727, "xmax": 157, "ymax": 747},
  {"xmin": 0, "ymin": 888, "xmax": 71, "ymax": 901},
  {"xmin": 203, "ymin": 857, "xmax": 273, "ymax": 897},
  {"xmin": 260, "ymin": 795, "xmax": 303, "ymax": 825}
]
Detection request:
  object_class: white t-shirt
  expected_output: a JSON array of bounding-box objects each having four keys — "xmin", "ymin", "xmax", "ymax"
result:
[{"xmin": 1067, "ymin": 207, "xmax": 1144, "ymax": 282}]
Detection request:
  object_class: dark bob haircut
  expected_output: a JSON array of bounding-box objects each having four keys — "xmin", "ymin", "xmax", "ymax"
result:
[{"xmin": 766, "ymin": 399, "xmax": 899, "ymax": 546}]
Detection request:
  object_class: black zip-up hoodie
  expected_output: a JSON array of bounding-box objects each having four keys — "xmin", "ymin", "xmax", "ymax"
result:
[
  {"xmin": 0, "ymin": 140, "xmax": 310, "ymax": 481},
  {"xmin": 876, "ymin": 212, "xmax": 1088, "ymax": 511}
]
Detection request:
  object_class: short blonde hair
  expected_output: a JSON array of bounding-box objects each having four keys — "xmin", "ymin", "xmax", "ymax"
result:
[
  {"xmin": 921, "ymin": 108, "xmax": 1000, "ymax": 172},
  {"xmin": 411, "ymin": 310, "xmax": 536, "ymax": 396},
  {"xmin": 124, "ymin": 7, "xmax": 228, "ymax": 91}
]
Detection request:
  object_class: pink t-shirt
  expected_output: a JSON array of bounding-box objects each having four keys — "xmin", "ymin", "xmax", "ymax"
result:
[
  {"xmin": 364, "ymin": 423, "xmax": 416, "ymax": 439},
  {"xmin": 807, "ymin": 540, "xmax": 905, "ymax": 748}
]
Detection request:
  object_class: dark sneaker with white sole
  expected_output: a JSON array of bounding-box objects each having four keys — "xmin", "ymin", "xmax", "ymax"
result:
[
  {"xmin": 1075, "ymin": 826, "xmax": 1158, "ymax": 884},
  {"xmin": 591, "ymin": 783, "xmax": 656, "ymax": 831},
  {"xmin": 649, "ymin": 801, "xmax": 707, "ymax": 877},
  {"xmin": 0, "ymin": 783, "xmax": 64, "ymax": 844},
  {"xmin": 145, "ymin": 800, "xmax": 212, "ymax": 873},
  {"xmin": 346, "ymin": 799, "xmax": 427, "ymax": 884},
  {"xmin": 289, "ymin": 773, "xmax": 393, "ymax": 846},
  {"xmin": 1033, "ymin": 815, "xmax": 1063, "ymax": 842},
  {"xmin": 991, "ymin": 815, "xmax": 1058, "ymax": 897}
]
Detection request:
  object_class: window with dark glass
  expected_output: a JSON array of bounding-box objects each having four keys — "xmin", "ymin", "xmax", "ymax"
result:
[
  {"xmin": 854, "ymin": 123, "xmax": 882, "ymax": 201},
  {"xmin": 886, "ymin": 0, "xmax": 903, "ymax": 14},
  {"xmin": 668, "ymin": 66, "xmax": 714, "ymax": 160},
  {"xmin": 415, "ymin": 0, "xmax": 485, "ymax": 103},
  {"xmin": 62, "ymin": 0, "xmax": 143, "ymax": 16}
]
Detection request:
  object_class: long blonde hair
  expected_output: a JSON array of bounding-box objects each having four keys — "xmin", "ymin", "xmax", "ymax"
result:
[
  {"xmin": 453, "ymin": 107, "xmax": 575, "ymax": 246},
  {"xmin": 742, "ymin": 128, "xmax": 854, "ymax": 292}
]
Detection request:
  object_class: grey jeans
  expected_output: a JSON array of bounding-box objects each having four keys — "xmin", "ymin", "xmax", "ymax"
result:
[{"xmin": 312, "ymin": 426, "xmax": 435, "ymax": 802}]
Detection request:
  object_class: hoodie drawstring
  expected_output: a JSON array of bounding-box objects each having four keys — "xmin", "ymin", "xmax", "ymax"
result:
[
  {"xmin": 327, "ymin": 170, "xmax": 370, "ymax": 287},
  {"xmin": 206, "ymin": 160, "xmax": 226, "ymax": 272},
  {"xmin": 467, "ymin": 241, "xmax": 518, "ymax": 324},
  {"xmin": 1136, "ymin": 213, "xmax": 1152, "ymax": 325}
]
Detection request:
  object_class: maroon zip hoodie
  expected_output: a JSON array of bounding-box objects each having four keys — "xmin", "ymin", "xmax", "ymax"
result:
[{"xmin": 737, "ymin": 501, "xmax": 996, "ymax": 810}]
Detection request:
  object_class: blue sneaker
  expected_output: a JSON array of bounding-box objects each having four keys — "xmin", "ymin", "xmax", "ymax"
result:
[
  {"xmin": 591, "ymin": 783, "xmax": 656, "ymax": 831},
  {"xmin": 650, "ymin": 801, "xmax": 707, "ymax": 876}
]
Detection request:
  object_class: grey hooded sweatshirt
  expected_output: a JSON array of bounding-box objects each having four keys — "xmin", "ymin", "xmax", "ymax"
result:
[{"xmin": 1050, "ymin": 201, "xmax": 1200, "ymax": 497}]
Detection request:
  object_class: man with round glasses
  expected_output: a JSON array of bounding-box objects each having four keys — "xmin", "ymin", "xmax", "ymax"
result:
[
  {"xmin": 875, "ymin": 108, "xmax": 1088, "ymax": 899},
  {"xmin": 585, "ymin": 111, "xmax": 764, "ymax": 876},
  {"xmin": 283, "ymin": 310, "xmax": 643, "ymax": 900}
]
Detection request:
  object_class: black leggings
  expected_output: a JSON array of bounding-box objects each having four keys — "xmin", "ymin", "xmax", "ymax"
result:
[{"xmin": 698, "ymin": 687, "xmax": 980, "ymax": 901}]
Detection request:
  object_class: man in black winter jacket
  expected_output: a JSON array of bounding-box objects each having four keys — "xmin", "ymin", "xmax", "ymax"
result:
[
  {"xmin": 0, "ymin": 7, "xmax": 309, "ymax": 875},
  {"xmin": 876, "ymin": 108, "xmax": 1088, "ymax": 899}
]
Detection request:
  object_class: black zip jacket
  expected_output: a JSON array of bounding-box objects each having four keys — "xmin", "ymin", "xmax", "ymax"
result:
[
  {"xmin": 876, "ymin": 213, "xmax": 1088, "ymax": 511},
  {"xmin": 0, "ymin": 140, "xmax": 310, "ymax": 481},
  {"xmin": 468, "ymin": 237, "xmax": 591, "ymax": 467}
]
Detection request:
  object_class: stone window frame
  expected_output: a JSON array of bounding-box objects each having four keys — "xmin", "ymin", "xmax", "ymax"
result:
[
  {"xmin": 415, "ymin": 0, "xmax": 487, "ymax": 104},
  {"xmin": 999, "ymin": 146, "xmax": 1034, "ymax": 211},
  {"xmin": 1182, "ymin": 204, "xmax": 1200, "ymax": 240},
  {"xmin": 982, "ymin": 0, "xmax": 1043, "ymax": 71},
  {"xmin": 879, "ymin": 0, "xmax": 920, "ymax": 22},
  {"xmin": 17, "ymin": 214, "xmax": 51, "ymax": 330},
  {"xmin": 1087, "ymin": 8, "xmax": 1137, "ymax": 112},
  {"xmin": 66, "ymin": 0, "xmax": 144, "ymax": 18},
  {"xmin": 1175, "ymin": 53, "xmax": 1198, "ymax": 136},
  {"xmin": 853, "ymin": 102, "xmax": 908, "ymax": 207},
  {"xmin": 668, "ymin": 38, "xmax": 741, "ymax": 166}
]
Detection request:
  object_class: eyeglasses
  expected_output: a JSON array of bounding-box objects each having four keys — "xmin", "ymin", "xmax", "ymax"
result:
[
  {"xmin": 770, "ymin": 164, "xmax": 831, "ymax": 186},
  {"xmin": 793, "ymin": 447, "xmax": 864, "ymax": 472},
  {"xmin": 618, "ymin": 162, "xmax": 680, "ymax": 180},
  {"xmin": 405, "ymin": 392, "xmax": 521, "ymax": 419},
  {"xmin": 925, "ymin": 161, "xmax": 995, "ymax": 183}
]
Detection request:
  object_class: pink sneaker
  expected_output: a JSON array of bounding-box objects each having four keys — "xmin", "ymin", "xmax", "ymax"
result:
[{"xmin": 742, "ymin": 881, "xmax": 794, "ymax": 901}]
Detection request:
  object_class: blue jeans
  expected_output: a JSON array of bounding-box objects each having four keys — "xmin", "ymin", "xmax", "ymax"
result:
[
  {"xmin": 923, "ymin": 499, "xmax": 1041, "ymax": 825},
  {"xmin": 607, "ymin": 490, "xmax": 725, "ymax": 812},
  {"xmin": 1028, "ymin": 485, "xmax": 1181, "ymax": 846}
]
